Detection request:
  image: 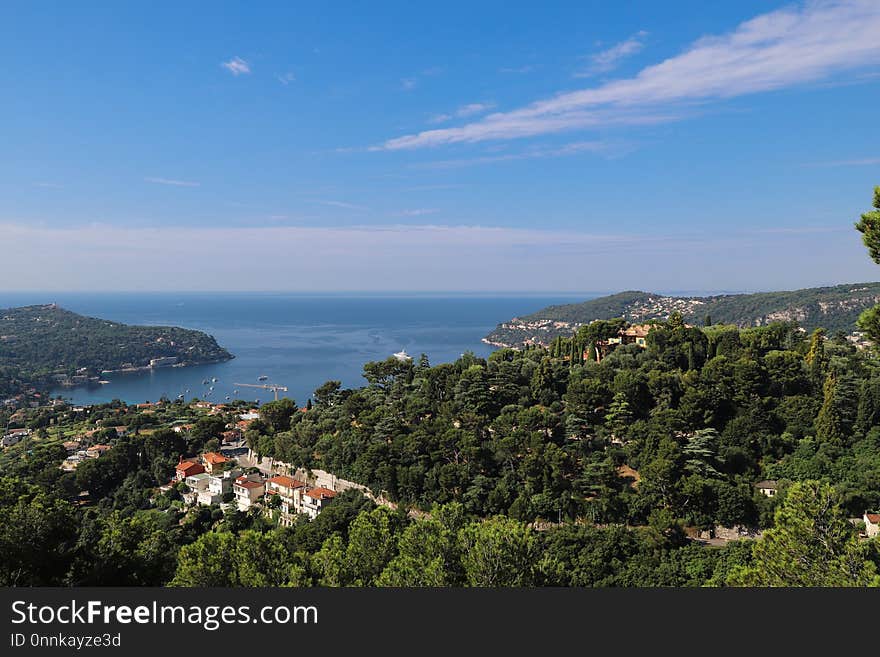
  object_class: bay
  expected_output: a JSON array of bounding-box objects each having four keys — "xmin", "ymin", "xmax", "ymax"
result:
[{"xmin": 0, "ymin": 292, "xmax": 589, "ymax": 406}]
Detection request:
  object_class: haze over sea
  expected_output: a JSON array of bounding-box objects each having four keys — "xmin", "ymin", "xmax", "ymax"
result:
[{"xmin": 0, "ymin": 293, "xmax": 587, "ymax": 407}]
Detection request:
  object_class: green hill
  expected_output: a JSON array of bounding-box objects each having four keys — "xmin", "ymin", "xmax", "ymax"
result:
[
  {"xmin": 484, "ymin": 282, "xmax": 880, "ymax": 347},
  {"xmin": 0, "ymin": 304, "xmax": 233, "ymax": 380}
]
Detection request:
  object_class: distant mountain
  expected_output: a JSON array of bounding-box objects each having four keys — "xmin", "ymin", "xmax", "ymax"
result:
[
  {"xmin": 0, "ymin": 304, "xmax": 233, "ymax": 379},
  {"xmin": 483, "ymin": 282, "xmax": 880, "ymax": 347}
]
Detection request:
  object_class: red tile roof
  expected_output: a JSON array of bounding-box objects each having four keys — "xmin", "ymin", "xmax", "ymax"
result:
[
  {"xmin": 176, "ymin": 461, "xmax": 205, "ymax": 476},
  {"xmin": 866, "ymin": 513, "xmax": 880, "ymax": 524},
  {"xmin": 236, "ymin": 480, "xmax": 263, "ymax": 490},
  {"xmin": 268, "ymin": 475, "xmax": 305, "ymax": 490},
  {"xmin": 305, "ymin": 487, "xmax": 337, "ymax": 500},
  {"xmin": 202, "ymin": 452, "xmax": 228, "ymax": 465}
]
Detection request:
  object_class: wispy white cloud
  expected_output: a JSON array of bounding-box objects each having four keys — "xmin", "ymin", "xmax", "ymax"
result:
[
  {"xmin": 221, "ymin": 57, "xmax": 251, "ymax": 76},
  {"xmin": 314, "ymin": 200, "xmax": 367, "ymax": 211},
  {"xmin": 805, "ymin": 157, "xmax": 880, "ymax": 167},
  {"xmin": 395, "ymin": 208, "xmax": 440, "ymax": 217},
  {"xmin": 751, "ymin": 225, "xmax": 849, "ymax": 234},
  {"xmin": 500, "ymin": 65, "xmax": 535, "ymax": 74},
  {"xmin": 577, "ymin": 31, "xmax": 648, "ymax": 77},
  {"xmin": 144, "ymin": 177, "xmax": 200, "ymax": 187},
  {"xmin": 401, "ymin": 67, "xmax": 444, "ymax": 92},
  {"xmin": 429, "ymin": 102, "xmax": 497, "ymax": 124},
  {"xmin": 33, "ymin": 182, "xmax": 63, "ymax": 189},
  {"xmin": 458, "ymin": 102, "xmax": 496, "ymax": 117},
  {"xmin": 415, "ymin": 140, "xmax": 614, "ymax": 168},
  {"xmin": 382, "ymin": 1, "xmax": 880, "ymax": 150},
  {"xmin": 402, "ymin": 184, "xmax": 466, "ymax": 191},
  {"xmin": 276, "ymin": 72, "xmax": 296, "ymax": 85}
]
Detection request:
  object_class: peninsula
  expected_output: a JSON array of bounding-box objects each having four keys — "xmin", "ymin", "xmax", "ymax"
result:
[{"xmin": 0, "ymin": 304, "xmax": 233, "ymax": 388}]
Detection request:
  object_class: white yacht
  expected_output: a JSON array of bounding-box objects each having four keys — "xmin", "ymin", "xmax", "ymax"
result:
[{"xmin": 393, "ymin": 349, "xmax": 412, "ymax": 362}]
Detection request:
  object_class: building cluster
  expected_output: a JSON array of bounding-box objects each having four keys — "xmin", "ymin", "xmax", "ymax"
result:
[
  {"xmin": 165, "ymin": 449, "xmax": 338, "ymax": 521},
  {"xmin": 4, "ymin": 398, "xmax": 347, "ymax": 523},
  {"xmin": 60, "ymin": 441, "xmax": 113, "ymax": 471}
]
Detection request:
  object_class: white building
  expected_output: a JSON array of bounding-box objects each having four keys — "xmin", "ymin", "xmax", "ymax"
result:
[
  {"xmin": 234, "ymin": 473, "xmax": 265, "ymax": 511},
  {"xmin": 200, "ymin": 468, "xmax": 241, "ymax": 506},
  {"xmin": 265, "ymin": 475, "xmax": 306, "ymax": 526},
  {"xmin": 302, "ymin": 487, "xmax": 337, "ymax": 519},
  {"xmin": 149, "ymin": 356, "xmax": 179, "ymax": 368}
]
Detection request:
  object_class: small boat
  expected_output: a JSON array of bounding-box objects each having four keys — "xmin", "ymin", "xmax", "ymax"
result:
[
  {"xmin": 209, "ymin": 386, "xmax": 214, "ymax": 391},
  {"xmin": 225, "ymin": 396, "xmax": 231, "ymax": 400},
  {"xmin": 258, "ymin": 375, "xmax": 268, "ymax": 381},
  {"xmin": 393, "ymin": 349, "xmax": 412, "ymax": 362},
  {"xmin": 212, "ymin": 377, "xmax": 218, "ymax": 383},
  {"xmin": 203, "ymin": 379, "xmax": 210, "ymax": 385}
]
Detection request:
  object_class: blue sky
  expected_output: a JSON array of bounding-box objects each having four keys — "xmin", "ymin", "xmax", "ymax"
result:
[{"xmin": 2, "ymin": 0, "xmax": 880, "ymax": 292}]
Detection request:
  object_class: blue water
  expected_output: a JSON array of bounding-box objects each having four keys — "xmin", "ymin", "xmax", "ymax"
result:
[{"xmin": 0, "ymin": 293, "xmax": 586, "ymax": 406}]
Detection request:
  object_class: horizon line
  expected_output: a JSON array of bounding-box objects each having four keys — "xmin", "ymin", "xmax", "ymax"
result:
[{"xmin": 0, "ymin": 280, "xmax": 878, "ymax": 298}]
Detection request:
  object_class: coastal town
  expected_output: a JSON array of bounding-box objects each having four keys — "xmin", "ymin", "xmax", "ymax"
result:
[{"xmin": 0, "ymin": 396, "xmax": 384, "ymax": 528}]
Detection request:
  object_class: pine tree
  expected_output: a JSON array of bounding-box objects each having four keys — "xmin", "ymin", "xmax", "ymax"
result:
[
  {"xmin": 727, "ymin": 481, "xmax": 878, "ymax": 586},
  {"xmin": 604, "ymin": 392, "xmax": 633, "ymax": 441},
  {"xmin": 855, "ymin": 187, "xmax": 880, "ymax": 344}
]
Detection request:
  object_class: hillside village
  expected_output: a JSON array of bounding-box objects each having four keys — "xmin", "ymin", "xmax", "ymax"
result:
[{"xmin": 0, "ymin": 397, "xmax": 378, "ymax": 527}]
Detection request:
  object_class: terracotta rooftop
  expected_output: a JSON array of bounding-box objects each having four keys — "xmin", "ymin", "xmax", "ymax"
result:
[
  {"xmin": 305, "ymin": 487, "xmax": 337, "ymax": 500},
  {"xmin": 176, "ymin": 461, "xmax": 204, "ymax": 475},
  {"xmin": 202, "ymin": 452, "xmax": 229, "ymax": 465},
  {"xmin": 866, "ymin": 513, "xmax": 880, "ymax": 524},
  {"xmin": 268, "ymin": 475, "xmax": 305, "ymax": 490},
  {"xmin": 623, "ymin": 324, "xmax": 653, "ymax": 338}
]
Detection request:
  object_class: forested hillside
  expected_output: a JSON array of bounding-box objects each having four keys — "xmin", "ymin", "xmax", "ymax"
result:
[
  {"xmin": 0, "ymin": 304, "xmax": 232, "ymax": 378},
  {"xmin": 3, "ymin": 317, "xmax": 879, "ymax": 587},
  {"xmin": 485, "ymin": 283, "xmax": 880, "ymax": 347}
]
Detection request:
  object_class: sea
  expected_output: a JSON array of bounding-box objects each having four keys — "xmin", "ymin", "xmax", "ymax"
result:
[{"xmin": 0, "ymin": 293, "xmax": 589, "ymax": 407}]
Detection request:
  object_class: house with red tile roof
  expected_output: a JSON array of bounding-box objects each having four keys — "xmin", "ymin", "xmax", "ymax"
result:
[
  {"xmin": 85, "ymin": 444, "xmax": 112, "ymax": 459},
  {"xmin": 266, "ymin": 475, "xmax": 307, "ymax": 526},
  {"xmin": 201, "ymin": 451, "xmax": 230, "ymax": 474},
  {"xmin": 302, "ymin": 487, "xmax": 337, "ymax": 519},
  {"xmin": 175, "ymin": 457, "xmax": 205, "ymax": 481},
  {"xmin": 234, "ymin": 474, "xmax": 265, "ymax": 511}
]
